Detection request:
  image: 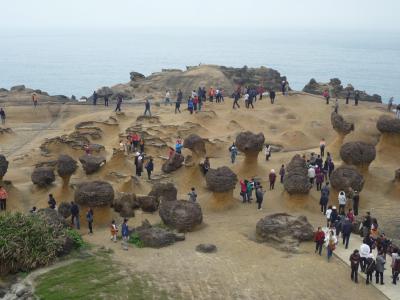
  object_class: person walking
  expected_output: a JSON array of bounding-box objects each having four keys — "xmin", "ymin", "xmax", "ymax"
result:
[
  {"xmin": 365, "ymin": 253, "xmax": 376, "ymax": 285},
  {"xmin": 349, "ymin": 250, "xmax": 360, "ymax": 283},
  {"xmin": 145, "ymin": 158, "xmax": 154, "ymax": 180},
  {"xmin": 362, "ymin": 211, "xmax": 372, "ymax": 238},
  {"xmin": 144, "ymin": 99, "xmax": 151, "ymax": 116},
  {"xmin": 325, "ymin": 229, "xmax": 337, "ymax": 262},
  {"xmin": 246, "ymin": 179, "xmax": 254, "ymax": 202},
  {"xmin": 134, "ymin": 153, "xmax": 143, "ymax": 177},
  {"xmin": 244, "ymin": 93, "xmax": 249, "ymax": 108},
  {"xmin": 86, "ymin": 208, "xmax": 94, "ymax": 234},
  {"xmin": 392, "ymin": 248, "xmax": 400, "ymax": 285},
  {"xmin": 92, "ymin": 91, "xmax": 98, "ymax": 105},
  {"xmin": 279, "ymin": 164, "xmax": 285, "ymax": 183},
  {"xmin": 187, "ymin": 97, "xmax": 194, "ymax": 114},
  {"xmin": 334, "ymin": 99, "xmax": 339, "ymax": 113},
  {"xmin": 345, "ymin": 90, "xmax": 351, "ymax": 104},
  {"xmin": 47, "ymin": 194, "xmax": 56, "ymax": 209},
  {"xmin": 342, "ymin": 217, "xmax": 352, "ymax": 249},
  {"xmin": 240, "ymin": 179, "xmax": 248, "ymax": 203},
  {"xmin": 354, "ymin": 91, "xmax": 360, "ymax": 106},
  {"xmin": 229, "ymin": 143, "xmax": 238, "ymax": 163},
  {"xmin": 325, "ymin": 205, "xmax": 333, "ymax": 227},
  {"xmin": 233, "ymin": 92, "xmax": 240, "ymax": 109},
  {"xmin": 315, "ymin": 169, "xmax": 324, "ymax": 191},
  {"xmin": 264, "ymin": 144, "xmax": 271, "ymax": 161},
  {"xmin": 269, "ymin": 169, "xmax": 276, "ymax": 190},
  {"xmin": 320, "ymin": 182, "xmax": 330, "ymax": 214},
  {"xmin": 110, "ymin": 220, "xmax": 118, "ymax": 242},
  {"xmin": 175, "ymin": 89, "xmax": 182, "ymax": 113},
  {"xmin": 314, "ymin": 227, "xmax": 325, "ymax": 256},
  {"xmin": 0, "ymin": 185, "xmax": 8, "ymax": 211},
  {"xmin": 255, "ymin": 184, "xmax": 265, "ymax": 210},
  {"xmin": 121, "ymin": 218, "xmax": 129, "ymax": 250},
  {"xmin": 308, "ymin": 165, "xmax": 316, "ymax": 186},
  {"xmin": 269, "ymin": 89, "xmax": 276, "ymax": 104},
  {"xmin": 396, "ymin": 104, "xmax": 400, "ymax": 119},
  {"xmin": 360, "ymin": 242, "xmax": 371, "ymax": 272},
  {"xmin": 188, "ymin": 187, "xmax": 197, "ymax": 202},
  {"xmin": 115, "ymin": 95, "xmax": 122, "ymax": 112},
  {"xmin": 338, "ymin": 191, "xmax": 346, "ymax": 215},
  {"xmin": 388, "ymin": 97, "xmax": 394, "ymax": 111},
  {"xmin": 32, "ymin": 93, "xmax": 38, "ymax": 107},
  {"xmin": 104, "ymin": 94, "xmax": 109, "ymax": 107},
  {"xmin": 352, "ymin": 191, "xmax": 360, "ymax": 216},
  {"xmin": 375, "ymin": 251, "xmax": 386, "ymax": 285},
  {"xmin": 70, "ymin": 201, "xmax": 80, "ymax": 230},
  {"xmin": 323, "ymin": 90, "xmax": 330, "ymax": 104},
  {"xmin": 0, "ymin": 108, "xmax": 5, "ymax": 125},
  {"xmin": 165, "ymin": 90, "xmax": 171, "ymax": 105}
]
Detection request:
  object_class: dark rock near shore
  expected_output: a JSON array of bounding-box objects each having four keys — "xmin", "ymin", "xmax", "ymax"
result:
[
  {"xmin": 79, "ymin": 154, "xmax": 106, "ymax": 174},
  {"xmin": 256, "ymin": 213, "xmax": 314, "ymax": 252},
  {"xmin": 31, "ymin": 167, "xmax": 55, "ymax": 187},
  {"xmin": 74, "ymin": 181, "xmax": 114, "ymax": 206},
  {"xmin": 148, "ymin": 182, "xmax": 178, "ymax": 202},
  {"xmin": 183, "ymin": 134, "xmax": 206, "ymax": 156},
  {"xmin": 330, "ymin": 165, "xmax": 365, "ymax": 192},
  {"xmin": 159, "ymin": 200, "xmax": 203, "ymax": 232},
  {"xmin": 205, "ymin": 166, "xmax": 238, "ymax": 192},
  {"xmin": 376, "ymin": 115, "xmax": 400, "ymax": 134},
  {"xmin": 161, "ymin": 153, "xmax": 184, "ymax": 173},
  {"xmin": 340, "ymin": 142, "xmax": 376, "ymax": 166},
  {"xmin": 284, "ymin": 155, "xmax": 311, "ymax": 194},
  {"xmin": 331, "ymin": 112, "xmax": 354, "ymax": 135},
  {"xmin": 0, "ymin": 154, "xmax": 9, "ymax": 180},
  {"xmin": 57, "ymin": 154, "xmax": 78, "ymax": 178},
  {"xmin": 130, "ymin": 71, "xmax": 146, "ymax": 81}
]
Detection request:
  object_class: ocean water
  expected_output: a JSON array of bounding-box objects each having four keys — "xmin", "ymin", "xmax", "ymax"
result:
[{"xmin": 0, "ymin": 28, "xmax": 399, "ymax": 101}]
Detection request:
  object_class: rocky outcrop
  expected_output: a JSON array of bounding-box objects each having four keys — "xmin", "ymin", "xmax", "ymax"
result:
[
  {"xmin": 330, "ymin": 165, "xmax": 365, "ymax": 192},
  {"xmin": 148, "ymin": 182, "xmax": 177, "ymax": 202},
  {"xmin": 79, "ymin": 154, "xmax": 106, "ymax": 174},
  {"xmin": 376, "ymin": 115, "xmax": 400, "ymax": 134},
  {"xmin": 0, "ymin": 86, "xmax": 72, "ymax": 104},
  {"xmin": 183, "ymin": 134, "xmax": 206, "ymax": 156},
  {"xmin": 195, "ymin": 244, "xmax": 217, "ymax": 253},
  {"xmin": 256, "ymin": 213, "xmax": 314, "ymax": 252},
  {"xmin": 57, "ymin": 202, "xmax": 72, "ymax": 219},
  {"xmin": 132, "ymin": 220, "xmax": 185, "ymax": 248},
  {"xmin": 74, "ymin": 181, "xmax": 114, "ymax": 206},
  {"xmin": 161, "ymin": 153, "xmax": 184, "ymax": 173},
  {"xmin": 283, "ymin": 155, "xmax": 311, "ymax": 194},
  {"xmin": 40, "ymin": 133, "xmax": 105, "ymax": 154},
  {"xmin": 235, "ymin": 131, "xmax": 265, "ymax": 163},
  {"xmin": 57, "ymin": 154, "xmax": 77, "ymax": 181},
  {"xmin": 159, "ymin": 200, "xmax": 203, "ymax": 232},
  {"xmin": 0, "ymin": 154, "xmax": 9, "ymax": 180},
  {"xmin": 205, "ymin": 166, "xmax": 238, "ymax": 193},
  {"xmin": 113, "ymin": 192, "xmax": 139, "ymax": 217},
  {"xmin": 303, "ymin": 78, "xmax": 382, "ymax": 103},
  {"xmin": 130, "ymin": 71, "xmax": 146, "ymax": 81},
  {"xmin": 340, "ymin": 142, "xmax": 376, "ymax": 167},
  {"xmin": 31, "ymin": 167, "xmax": 55, "ymax": 187},
  {"xmin": 331, "ymin": 112, "xmax": 354, "ymax": 135},
  {"xmin": 137, "ymin": 195, "xmax": 159, "ymax": 213}
]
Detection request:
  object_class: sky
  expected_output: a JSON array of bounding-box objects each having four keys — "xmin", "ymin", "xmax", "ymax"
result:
[{"xmin": 0, "ymin": 0, "xmax": 399, "ymax": 32}]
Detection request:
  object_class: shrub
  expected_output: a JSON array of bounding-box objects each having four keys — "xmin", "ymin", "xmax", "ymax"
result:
[
  {"xmin": 65, "ymin": 228, "xmax": 85, "ymax": 249},
  {"xmin": 128, "ymin": 233, "xmax": 143, "ymax": 248}
]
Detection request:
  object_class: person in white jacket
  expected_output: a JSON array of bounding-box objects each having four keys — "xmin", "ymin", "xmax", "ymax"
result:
[
  {"xmin": 338, "ymin": 191, "xmax": 347, "ymax": 215},
  {"xmin": 359, "ymin": 242, "xmax": 371, "ymax": 272},
  {"xmin": 308, "ymin": 166, "xmax": 316, "ymax": 186},
  {"xmin": 325, "ymin": 229, "xmax": 338, "ymax": 262}
]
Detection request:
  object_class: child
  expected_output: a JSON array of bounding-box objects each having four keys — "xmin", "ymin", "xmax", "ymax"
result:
[
  {"xmin": 110, "ymin": 220, "xmax": 118, "ymax": 242},
  {"xmin": 188, "ymin": 187, "xmax": 197, "ymax": 202}
]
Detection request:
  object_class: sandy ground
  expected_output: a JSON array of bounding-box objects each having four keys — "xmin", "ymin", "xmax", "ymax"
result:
[{"xmin": 1, "ymin": 93, "xmax": 398, "ymax": 299}]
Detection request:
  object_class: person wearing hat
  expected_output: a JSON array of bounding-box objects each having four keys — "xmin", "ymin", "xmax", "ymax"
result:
[
  {"xmin": 330, "ymin": 206, "xmax": 338, "ymax": 227},
  {"xmin": 269, "ymin": 169, "xmax": 276, "ymax": 190}
]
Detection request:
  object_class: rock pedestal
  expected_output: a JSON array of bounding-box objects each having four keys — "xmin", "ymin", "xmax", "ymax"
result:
[
  {"xmin": 235, "ymin": 131, "xmax": 265, "ymax": 164},
  {"xmin": 205, "ymin": 166, "xmax": 238, "ymax": 209}
]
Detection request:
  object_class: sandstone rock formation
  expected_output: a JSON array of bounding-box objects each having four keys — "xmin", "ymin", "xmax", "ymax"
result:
[
  {"xmin": 113, "ymin": 192, "xmax": 139, "ymax": 217},
  {"xmin": 74, "ymin": 181, "xmax": 114, "ymax": 206},
  {"xmin": 57, "ymin": 202, "xmax": 72, "ymax": 219},
  {"xmin": 133, "ymin": 220, "xmax": 185, "ymax": 248},
  {"xmin": 256, "ymin": 213, "xmax": 314, "ymax": 252},
  {"xmin": 376, "ymin": 115, "xmax": 400, "ymax": 134},
  {"xmin": 31, "ymin": 167, "xmax": 56, "ymax": 187},
  {"xmin": 161, "ymin": 153, "xmax": 184, "ymax": 173},
  {"xmin": 340, "ymin": 142, "xmax": 376, "ymax": 167},
  {"xmin": 137, "ymin": 195, "xmax": 159, "ymax": 213},
  {"xmin": 330, "ymin": 165, "xmax": 365, "ymax": 192},
  {"xmin": 159, "ymin": 200, "xmax": 203, "ymax": 232},
  {"xmin": 235, "ymin": 131, "xmax": 265, "ymax": 163},
  {"xmin": 57, "ymin": 154, "xmax": 77, "ymax": 183},
  {"xmin": 205, "ymin": 167, "xmax": 238, "ymax": 193},
  {"xmin": 283, "ymin": 155, "xmax": 311, "ymax": 194},
  {"xmin": 183, "ymin": 134, "xmax": 206, "ymax": 156},
  {"xmin": 148, "ymin": 182, "xmax": 177, "ymax": 202},
  {"xmin": 0, "ymin": 154, "xmax": 9, "ymax": 180},
  {"xmin": 0, "ymin": 86, "xmax": 72, "ymax": 105},
  {"xmin": 79, "ymin": 154, "xmax": 106, "ymax": 174},
  {"xmin": 303, "ymin": 78, "xmax": 382, "ymax": 103},
  {"xmin": 331, "ymin": 112, "xmax": 354, "ymax": 135}
]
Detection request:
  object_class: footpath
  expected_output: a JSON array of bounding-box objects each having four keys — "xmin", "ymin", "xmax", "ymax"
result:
[{"xmin": 333, "ymin": 233, "xmax": 399, "ymax": 300}]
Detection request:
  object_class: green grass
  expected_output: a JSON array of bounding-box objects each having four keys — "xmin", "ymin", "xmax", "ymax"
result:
[{"xmin": 34, "ymin": 252, "xmax": 174, "ymax": 300}]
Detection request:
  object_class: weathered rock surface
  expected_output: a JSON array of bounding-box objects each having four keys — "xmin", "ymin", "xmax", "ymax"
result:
[
  {"xmin": 376, "ymin": 115, "xmax": 400, "ymax": 134},
  {"xmin": 303, "ymin": 78, "xmax": 382, "ymax": 103},
  {"xmin": 235, "ymin": 131, "xmax": 265, "ymax": 154},
  {"xmin": 283, "ymin": 155, "xmax": 311, "ymax": 194},
  {"xmin": 196, "ymin": 244, "xmax": 217, "ymax": 253},
  {"xmin": 330, "ymin": 165, "xmax": 365, "ymax": 192},
  {"xmin": 57, "ymin": 154, "xmax": 78, "ymax": 178},
  {"xmin": 57, "ymin": 202, "xmax": 72, "ymax": 219},
  {"xmin": 256, "ymin": 213, "xmax": 314, "ymax": 252},
  {"xmin": 113, "ymin": 192, "xmax": 139, "ymax": 217},
  {"xmin": 148, "ymin": 182, "xmax": 178, "ymax": 202},
  {"xmin": 132, "ymin": 220, "xmax": 184, "ymax": 248},
  {"xmin": 31, "ymin": 167, "xmax": 55, "ymax": 187},
  {"xmin": 159, "ymin": 200, "xmax": 203, "ymax": 232},
  {"xmin": 79, "ymin": 154, "xmax": 106, "ymax": 174},
  {"xmin": 205, "ymin": 166, "xmax": 238, "ymax": 192},
  {"xmin": 331, "ymin": 112, "xmax": 354, "ymax": 135},
  {"xmin": 161, "ymin": 153, "xmax": 184, "ymax": 173},
  {"xmin": 340, "ymin": 142, "xmax": 376, "ymax": 166},
  {"xmin": 0, "ymin": 154, "xmax": 9, "ymax": 179},
  {"xmin": 74, "ymin": 181, "xmax": 114, "ymax": 206},
  {"xmin": 183, "ymin": 134, "xmax": 206, "ymax": 156},
  {"xmin": 137, "ymin": 195, "xmax": 159, "ymax": 213}
]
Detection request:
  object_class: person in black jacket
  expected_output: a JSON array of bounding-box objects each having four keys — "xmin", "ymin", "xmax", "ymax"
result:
[
  {"xmin": 70, "ymin": 201, "xmax": 80, "ymax": 229},
  {"xmin": 365, "ymin": 254, "xmax": 376, "ymax": 285},
  {"xmin": 48, "ymin": 194, "xmax": 56, "ymax": 209},
  {"xmin": 269, "ymin": 89, "xmax": 276, "ymax": 104},
  {"xmin": 349, "ymin": 249, "xmax": 360, "ymax": 283},
  {"xmin": 145, "ymin": 158, "xmax": 154, "ymax": 180},
  {"xmin": 342, "ymin": 218, "xmax": 353, "ymax": 249}
]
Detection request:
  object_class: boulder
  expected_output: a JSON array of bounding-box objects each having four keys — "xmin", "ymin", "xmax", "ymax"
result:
[
  {"xmin": 330, "ymin": 165, "xmax": 365, "ymax": 192},
  {"xmin": 10, "ymin": 85, "xmax": 25, "ymax": 92},
  {"xmin": 339, "ymin": 142, "xmax": 376, "ymax": 166},
  {"xmin": 159, "ymin": 200, "xmax": 203, "ymax": 232},
  {"xmin": 31, "ymin": 167, "xmax": 56, "ymax": 187},
  {"xmin": 256, "ymin": 213, "xmax": 314, "ymax": 252},
  {"xmin": 79, "ymin": 154, "xmax": 106, "ymax": 174},
  {"xmin": 74, "ymin": 181, "xmax": 114, "ymax": 207},
  {"xmin": 331, "ymin": 112, "xmax": 354, "ymax": 135},
  {"xmin": 57, "ymin": 154, "xmax": 78, "ymax": 178},
  {"xmin": 196, "ymin": 244, "xmax": 217, "ymax": 253},
  {"xmin": 183, "ymin": 134, "xmax": 206, "ymax": 156},
  {"xmin": 0, "ymin": 155, "xmax": 9, "ymax": 180},
  {"xmin": 113, "ymin": 192, "xmax": 139, "ymax": 217},
  {"xmin": 137, "ymin": 195, "xmax": 159, "ymax": 212},
  {"xmin": 205, "ymin": 166, "xmax": 238, "ymax": 193},
  {"xmin": 235, "ymin": 131, "xmax": 265, "ymax": 155},
  {"xmin": 283, "ymin": 155, "xmax": 311, "ymax": 194},
  {"xmin": 133, "ymin": 220, "xmax": 184, "ymax": 248},
  {"xmin": 130, "ymin": 71, "xmax": 146, "ymax": 81},
  {"xmin": 57, "ymin": 202, "xmax": 72, "ymax": 219},
  {"xmin": 161, "ymin": 153, "xmax": 184, "ymax": 173},
  {"xmin": 148, "ymin": 182, "xmax": 178, "ymax": 202},
  {"xmin": 96, "ymin": 86, "xmax": 113, "ymax": 97},
  {"xmin": 376, "ymin": 115, "xmax": 400, "ymax": 134}
]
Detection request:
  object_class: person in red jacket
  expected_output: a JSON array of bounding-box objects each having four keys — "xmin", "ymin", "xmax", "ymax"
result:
[
  {"xmin": 314, "ymin": 227, "xmax": 325, "ymax": 255},
  {"xmin": 269, "ymin": 169, "xmax": 276, "ymax": 190},
  {"xmin": 240, "ymin": 179, "xmax": 248, "ymax": 203}
]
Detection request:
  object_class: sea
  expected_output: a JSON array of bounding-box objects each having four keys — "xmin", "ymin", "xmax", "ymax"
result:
[{"xmin": 0, "ymin": 28, "xmax": 399, "ymax": 101}]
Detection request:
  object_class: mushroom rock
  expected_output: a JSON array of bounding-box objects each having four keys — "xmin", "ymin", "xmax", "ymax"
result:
[
  {"xmin": 283, "ymin": 155, "xmax": 311, "ymax": 195},
  {"xmin": 57, "ymin": 154, "xmax": 78, "ymax": 185},
  {"xmin": 0, "ymin": 154, "xmax": 9, "ymax": 180},
  {"xmin": 148, "ymin": 182, "xmax": 178, "ymax": 202},
  {"xmin": 183, "ymin": 134, "xmax": 206, "ymax": 157},
  {"xmin": 31, "ymin": 167, "xmax": 56, "ymax": 187},
  {"xmin": 137, "ymin": 195, "xmax": 159, "ymax": 213},
  {"xmin": 159, "ymin": 200, "xmax": 203, "ymax": 232},
  {"xmin": 74, "ymin": 181, "xmax": 114, "ymax": 206},
  {"xmin": 79, "ymin": 154, "xmax": 106, "ymax": 174},
  {"xmin": 376, "ymin": 115, "xmax": 400, "ymax": 134},
  {"xmin": 113, "ymin": 192, "xmax": 139, "ymax": 217},
  {"xmin": 339, "ymin": 142, "xmax": 376, "ymax": 168},
  {"xmin": 161, "ymin": 153, "xmax": 184, "ymax": 173},
  {"xmin": 205, "ymin": 166, "xmax": 238, "ymax": 209},
  {"xmin": 235, "ymin": 131, "xmax": 265, "ymax": 164},
  {"xmin": 330, "ymin": 165, "xmax": 364, "ymax": 192},
  {"xmin": 331, "ymin": 112, "xmax": 354, "ymax": 135}
]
